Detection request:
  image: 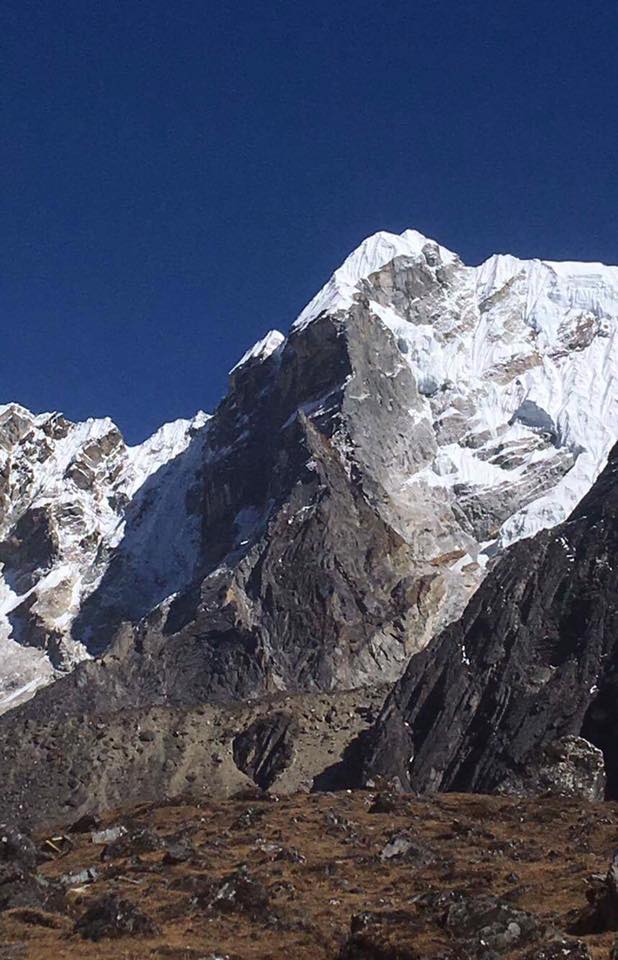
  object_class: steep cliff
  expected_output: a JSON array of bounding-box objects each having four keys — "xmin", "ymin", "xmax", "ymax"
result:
[{"xmin": 362, "ymin": 442, "xmax": 618, "ymax": 797}]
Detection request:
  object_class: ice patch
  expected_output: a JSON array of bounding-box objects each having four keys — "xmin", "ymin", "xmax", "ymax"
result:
[{"xmin": 229, "ymin": 330, "xmax": 285, "ymax": 374}]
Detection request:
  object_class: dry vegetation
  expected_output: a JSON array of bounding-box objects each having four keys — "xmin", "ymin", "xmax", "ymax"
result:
[{"xmin": 2, "ymin": 790, "xmax": 618, "ymax": 959}]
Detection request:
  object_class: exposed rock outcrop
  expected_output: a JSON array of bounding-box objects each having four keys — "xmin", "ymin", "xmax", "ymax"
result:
[
  {"xmin": 233, "ymin": 711, "xmax": 300, "ymax": 789},
  {"xmin": 361, "ymin": 442, "xmax": 618, "ymax": 798},
  {"xmin": 497, "ymin": 736, "xmax": 606, "ymax": 801}
]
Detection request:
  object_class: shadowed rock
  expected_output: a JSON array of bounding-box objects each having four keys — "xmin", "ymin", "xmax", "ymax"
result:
[
  {"xmin": 233, "ymin": 711, "xmax": 299, "ymax": 789},
  {"xmin": 497, "ymin": 736, "xmax": 606, "ymax": 801},
  {"xmin": 74, "ymin": 894, "xmax": 159, "ymax": 940}
]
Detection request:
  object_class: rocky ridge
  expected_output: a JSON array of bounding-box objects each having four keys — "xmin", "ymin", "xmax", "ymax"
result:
[{"xmin": 0, "ymin": 685, "xmax": 387, "ymax": 831}]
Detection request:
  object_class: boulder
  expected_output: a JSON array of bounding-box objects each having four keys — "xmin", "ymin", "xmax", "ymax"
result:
[
  {"xmin": 0, "ymin": 824, "xmax": 38, "ymax": 870},
  {"xmin": 100, "ymin": 826, "xmax": 161, "ymax": 861},
  {"xmin": 209, "ymin": 866, "xmax": 270, "ymax": 919},
  {"xmin": 0, "ymin": 863, "xmax": 45, "ymax": 912},
  {"xmin": 74, "ymin": 894, "xmax": 159, "ymax": 940},
  {"xmin": 445, "ymin": 894, "xmax": 540, "ymax": 953},
  {"xmin": 498, "ymin": 737, "xmax": 606, "ymax": 801},
  {"xmin": 569, "ymin": 853, "xmax": 618, "ymax": 934},
  {"xmin": 0, "ymin": 824, "xmax": 63, "ymax": 914},
  {"xmin": 379, "ymin": 832, "xmax": 435, "ymax": 866},
  {"xmin": 162, "ymin": 838, "xmax": 195, "ymax": 865}
]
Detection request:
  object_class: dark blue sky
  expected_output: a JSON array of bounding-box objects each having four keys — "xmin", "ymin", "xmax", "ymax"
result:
[{"xmin": 2, "ymin": 0, "xmax": 617, "ymax": 443}]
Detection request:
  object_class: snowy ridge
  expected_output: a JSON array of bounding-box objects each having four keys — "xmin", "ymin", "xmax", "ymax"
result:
[
  {"xmin": 293, "ymin": 229, "xmax": 458, "ymax": 330},
  {"xmin": 0, "ymin": 405, "xmax": 209, "ymax": 711},
  {"xmin": 229, "ymin": 329, "xmax": 285, "ymax": 375}
]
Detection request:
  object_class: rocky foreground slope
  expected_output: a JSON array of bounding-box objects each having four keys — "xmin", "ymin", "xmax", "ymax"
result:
[
  {"xmin": 1, "ymin": 229, "xmax": 617, "ymax": 715},
  {"xmin": 2, "ymin": 791, "xmax": 618, "ymax": 959},
  {"xmin": 361, "ymin": 440, "xmax": 618, "ymax": 798}
]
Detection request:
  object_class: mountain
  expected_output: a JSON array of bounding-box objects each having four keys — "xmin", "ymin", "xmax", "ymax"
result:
[
  {"xmin": 0, "ymin": 404, "xmax": 209, "ymax": 710},
  {"xmin": 1, "ymin": 228, "xmax": 617, "ymax": 718},
  {"xmin": 361, "ymin": 439, "xmax": 618, "ymax": 798}
]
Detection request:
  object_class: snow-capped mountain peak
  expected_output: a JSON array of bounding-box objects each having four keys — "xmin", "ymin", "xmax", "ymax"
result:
[
  {"xmin": 293, "ymin": 228, "xmax": 458, "ymax": 331},
  {"xmin": 0, "ymin": 405, "xmax": 209, "ymax": 711},
  {"xmin": 285, "ymin": 229, "xmax": 618, "ymax": 552}
]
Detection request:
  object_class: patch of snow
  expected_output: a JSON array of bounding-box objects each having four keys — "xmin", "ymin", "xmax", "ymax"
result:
[{"xmin": 229, "ymin": 330, "xmax": 285, "ymax": 374}]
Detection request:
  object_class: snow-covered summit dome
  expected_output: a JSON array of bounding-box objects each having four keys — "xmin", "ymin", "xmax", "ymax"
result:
[{"xmin": 293, "ymin": 228, "xmax": 458, "ymax": 331}]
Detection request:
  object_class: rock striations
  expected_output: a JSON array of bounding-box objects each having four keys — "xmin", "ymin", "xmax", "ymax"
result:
[{"xmin": 361, "ymin": 440, "xmax": 618, "ymax": 798}]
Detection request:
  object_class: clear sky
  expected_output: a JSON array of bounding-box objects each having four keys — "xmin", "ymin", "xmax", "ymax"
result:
[{"xmin": 2, "ymin": 0, "xmax": 617, "ymax": 443}]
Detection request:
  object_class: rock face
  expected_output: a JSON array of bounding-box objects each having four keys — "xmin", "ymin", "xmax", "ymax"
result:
[
  {"xmin": 1, "ymin": 228, "xmax": 618, "ymax": 718},
  {"xmin": 361, "ymin": 441, "xmax": 618, "ymax": 798}
]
